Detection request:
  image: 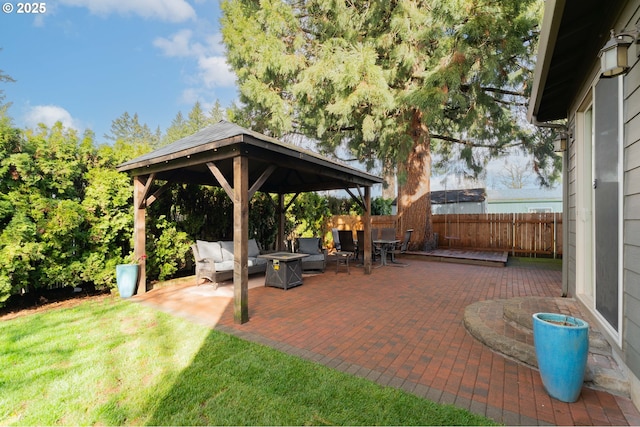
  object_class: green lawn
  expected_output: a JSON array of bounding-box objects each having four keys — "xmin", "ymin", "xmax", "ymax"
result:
[{"xmin": 0, "ymin": 296, "xmax": 498, "ymax": 426}]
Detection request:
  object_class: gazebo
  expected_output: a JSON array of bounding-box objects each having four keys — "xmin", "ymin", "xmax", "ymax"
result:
[{"xmin": 117, "ymin": 121, "xmax": 384, "ymax": 323}]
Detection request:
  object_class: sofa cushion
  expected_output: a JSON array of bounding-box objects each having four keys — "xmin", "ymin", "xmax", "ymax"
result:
[
  {"xmin": 214, "ymin": 260, "xmax": 234, "ymax": 272},
  {"xmin": 298, "ymin": 237, "xmax": 320, "ymax": 254},
  {"xmin": 248, "ymin": 257, "xmax": 267, "ymax": 267},
  {"xmin": 302, "ymin": 254, "xmax": 324, "ymax": 263},
  {"xmin": 196, "ymin": 240, "xmax": 223, "ymax": 263},
  {"xmin": 220, "ymin": 241, "xmax": 234, "ymax": 262},
  {"xmin": 248, "ymin": 239, "xmax": 260, "ymax": 258}
]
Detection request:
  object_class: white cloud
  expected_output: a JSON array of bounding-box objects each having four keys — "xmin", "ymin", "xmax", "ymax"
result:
[
  {"xmin": 178, "ymin": 87, "xmax": 236, "ymax": 112},
  {"xmin": 198, "ymin": 56, "xmax": 236, "ymax": 88},
  {"xmin": 154, "ymin": 29, "xmax": 237, "ymax": 89},
  {"xmin": 204, "ymin": 33, "xmax": 226, "ymax": 56},
  {"xmin": 153, "ymin": 29, "xmax": 205, "ymax": 57},
  {"xmin": 154, "ymin": 31, "xmax": 225, "ymax": 57},
  {"xmin": 59, "ymin": 0, "xmax": 196, "ymax": 22},
  {"xmin": 179, "ymin": 88, "xmax": 201, "ymax": 105},
  {"xmin": 24, "ymin": 105, "xmax": 79, "ymax": 130}
]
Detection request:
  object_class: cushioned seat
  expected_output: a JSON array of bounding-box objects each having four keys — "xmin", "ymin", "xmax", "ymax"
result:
[{"xmin": 295, "ymin": 237, "xmax": 327, "ymax": 272}]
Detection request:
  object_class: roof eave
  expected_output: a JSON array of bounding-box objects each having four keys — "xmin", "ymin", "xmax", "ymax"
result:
[{"xmin": 528, "ymin": 0, "xmax": 566, "ymax": 124}]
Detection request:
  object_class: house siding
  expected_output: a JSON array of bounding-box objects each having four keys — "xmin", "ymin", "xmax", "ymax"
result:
[
  {"xmin": 567, "ymin": 120, "xmax": 578, "ymax": 297},
  {"xmin": 626, "ymin": 268, "xmax": 640, "ymax": 371},
  {"xmin": 622, "ymin": 2, "xmax": 640, "ymax": 381},
  {"xmin": 534, "ymin": 0, "xmax": 640, "ymax": 408},
  {"xmin": 560, "ymin": 0, "xmax": 640, "ymax": 386}
]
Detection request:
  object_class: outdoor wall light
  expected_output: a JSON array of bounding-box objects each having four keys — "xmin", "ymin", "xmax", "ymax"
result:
[
  {"xmin": 599, "ymin": 26, "xmax": 640, "ymax": 78},
  {"xmin": 553, "ymin": 133, "xmax": 567, "ymax": 152}
]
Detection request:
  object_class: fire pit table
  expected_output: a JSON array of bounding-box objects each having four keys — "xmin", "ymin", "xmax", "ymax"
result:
[{"xmin": 258, "ymin": 252, "xmax": 309, "ymax": 290}]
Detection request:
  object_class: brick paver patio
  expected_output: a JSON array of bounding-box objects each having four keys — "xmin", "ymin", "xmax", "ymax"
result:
[{"xmin": 135, "ymin": 256, "xmax": 640, "ymax": 426}]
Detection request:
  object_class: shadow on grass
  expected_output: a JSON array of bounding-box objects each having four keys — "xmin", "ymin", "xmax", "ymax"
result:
[
  {"xmin": 145, "ymin": 327, "xmax": 497, "ymax": 426},
  {"xmin": 506, "ymin": 256, "xmax": 562, "ymax": 270}
]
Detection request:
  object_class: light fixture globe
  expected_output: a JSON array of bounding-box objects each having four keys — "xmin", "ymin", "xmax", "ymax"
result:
[{"xmin": 599, "ymin": 30, "xmax": 632, "ymax": 78}]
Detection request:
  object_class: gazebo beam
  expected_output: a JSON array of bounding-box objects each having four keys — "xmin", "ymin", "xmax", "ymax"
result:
[
  {"xmin": 207, "ymin": 162, "xmax": 233, "ymax": 198},
  {"xmin": 249, "ymin": 164, "xmax": 276, "ymax": 199},
  {"xmin": 146, "ymin": 181, "xmax": 171, "ymax": 207}
]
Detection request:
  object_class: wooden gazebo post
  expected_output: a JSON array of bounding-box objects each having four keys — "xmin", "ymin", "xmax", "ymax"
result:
[
  {"xmin": 363, "ymin": 186, "xmax": 372, "ymax": 274},
  {"xmin": 233, "ymin": 156, "xmax": 249, "ymax": 324},
  {"xmin": 277, "ymin": 193, "xmax": 286, "ymax": 251},
  {"xmin": 133, "ymin": 176, "xmax": 147, "ymax": 294}
]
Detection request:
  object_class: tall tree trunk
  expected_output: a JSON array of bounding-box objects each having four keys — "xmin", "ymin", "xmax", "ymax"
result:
[
  {"xmin": 381, "ymin": 165, "xmax": 397, "ymax": 201},
  {"xmin": 397, "ymin": 110, "xmax": 433, "ymax": 251}
]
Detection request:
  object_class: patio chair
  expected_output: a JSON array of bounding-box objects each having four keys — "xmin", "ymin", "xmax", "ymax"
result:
[
  {"xmin": 371, "ymin": 228, "xmax": 380, "ymax": 240},
  {"xmin": 331, "ymin": 228, "xmax": 341, "ymax": 251},
  {"xmin": 356, "ymin": 230, "xmax": 364, "ymax": 260},
  {"xmin": 295, "ymin": 237, "xmax": 327, "ymax": 272},
  {"xmin": 337, "ymin": 230, "xmax": 356, "ymax": 253},
  {"xmin": 191, "ymin": 243, "xmax": 217, "ymax": 287},
  {"xmin": 388, "ymin": 229, "xmax": 413, "ymax": 264},
  {"xmin": 380, "ymin": 227, "xmax": 396, "ymax": 241},
  {"xmin": 374, "ymin": 228, "xmax": 398, "ymax": 263},
  {"xmin": 371, "ymin": 228, "xmax": 382, "ymax": 261},
  {"xmin": 354, "ymin": 229, "xmax": 377, "ymax": 261}
]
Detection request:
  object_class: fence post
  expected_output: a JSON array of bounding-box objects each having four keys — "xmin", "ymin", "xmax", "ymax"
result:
[
  {"xmin": 512, "ymin": 213, "xmax": 516, "ymax": 257},
  {"xmin": 553, "ymin": 213, "xmax": 557, "ymax": 259}
]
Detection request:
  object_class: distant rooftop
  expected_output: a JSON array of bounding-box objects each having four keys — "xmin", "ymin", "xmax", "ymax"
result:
[{"xmin": 431, "ymin": 188, "xmax": 486, "ymax": 205}]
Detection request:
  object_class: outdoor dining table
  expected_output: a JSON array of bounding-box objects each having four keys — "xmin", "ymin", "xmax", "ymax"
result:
[{"xmin": 373, "ymin": 239, "xmax": 400, "ymax": 267}]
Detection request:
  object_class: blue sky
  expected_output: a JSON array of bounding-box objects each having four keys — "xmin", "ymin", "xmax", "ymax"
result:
[
  {"xmin": 1, "ymin": 0, "xmax": 237, "ymax": 143},
  {"xmin": 0, "ymin": 1, "xmax": 549, "ymax": 192}
]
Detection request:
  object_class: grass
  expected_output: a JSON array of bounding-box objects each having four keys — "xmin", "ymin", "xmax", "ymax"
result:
[
  {"xmin": 506, "ymin": 256, "xmax": 563, "ymax": 270},
  {"xmin": 0, "ymin": 296, "xmax": 498, "ymax": 426}
]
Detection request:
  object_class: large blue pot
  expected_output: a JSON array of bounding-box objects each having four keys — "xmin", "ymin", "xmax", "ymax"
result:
[
  {"xmin": 532, "ymin": 312, "xmax": 589, "ymax": 403},
  {"xmin": 116, "ymin": 264, "xmax": 139, "ymax": 298}
]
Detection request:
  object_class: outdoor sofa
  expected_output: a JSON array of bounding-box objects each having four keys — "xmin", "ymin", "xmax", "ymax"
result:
[{"xmin": 192, "ymin": 238, "xmax": 267, "ymax": 287}]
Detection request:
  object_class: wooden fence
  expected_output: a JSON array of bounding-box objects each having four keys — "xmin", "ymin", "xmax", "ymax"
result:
[
  {"xmin": 432, "ymin": 213, "xmax": 562, "ymax": 257},
  {"xmin": 327, "ymin": 213, "xmax": 562, "ymax": 257}
]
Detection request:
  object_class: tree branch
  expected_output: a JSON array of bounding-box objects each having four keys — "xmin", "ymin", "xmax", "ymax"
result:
[
  {"xmin": 431, "ymin": 134, "xmax": 526, "ymax": 149},
  {"xmin": 480, "ymin": 86, "xmax": 525, "ymax": 97},
  {"xmin": 485, "ymin": 92, "xmax": 528, "ymax": 107}
]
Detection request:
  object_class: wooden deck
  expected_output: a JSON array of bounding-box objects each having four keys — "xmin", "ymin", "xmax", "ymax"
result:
[{"xmin": 405, "ymin": 248, "xmax": 509, "ymax": 267}]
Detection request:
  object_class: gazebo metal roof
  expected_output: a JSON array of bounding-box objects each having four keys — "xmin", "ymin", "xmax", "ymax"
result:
[{"xmin": 117, "ymin": 120, "xmax": 383, "ymax": 193}]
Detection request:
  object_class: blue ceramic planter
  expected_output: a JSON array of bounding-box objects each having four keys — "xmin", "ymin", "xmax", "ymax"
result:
[
  {"xmin": 533, "ymin": 312, "xmax": 589, "ymax": 403},
  {"xmin": 116, "ymin": 264, "xmax": 139, "ymax": 298}
]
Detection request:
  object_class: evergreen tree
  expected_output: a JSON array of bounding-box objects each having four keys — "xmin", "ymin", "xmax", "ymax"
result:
[
  {"xmin": 104, "ymin": 112, "xmax": 159, "ymax": 148},
  {"xmin": 186, "ymin": 101, "xmax": 208, "ymax": 134},
  {"xmin": 164, "ymin": 111, "xmax": 190, "ymax": 145},
  {"xmin": 208, "ymin": 100, "xmax": 225, "ymax": 124},
  {"xmin": 0, "ymin": 120, "xmax": 91, "ymax": 298},
  {"xmin": 221, "ymin": 0, "xmax": 559, "ymax": 249},
  {"xmin": 163, "ymin": 100, "xmax": 228, "ymax": 145}
]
